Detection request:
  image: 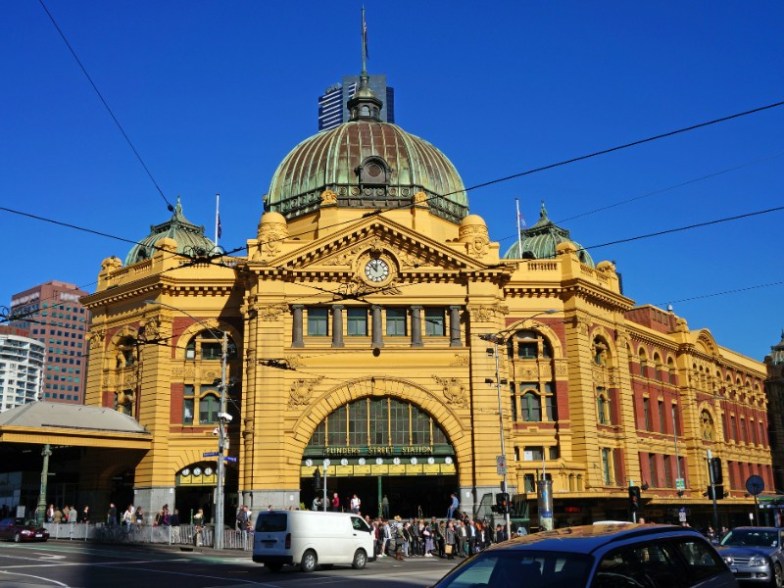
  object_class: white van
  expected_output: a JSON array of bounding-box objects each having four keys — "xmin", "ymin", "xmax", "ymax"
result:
[{"xmin": 252, "ymin": 510, "xmax": 375, "ymax": 572}]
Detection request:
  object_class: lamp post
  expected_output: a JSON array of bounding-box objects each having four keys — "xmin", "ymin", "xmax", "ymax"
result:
[
  {"xmin": 479, "ymin": 309, "xmax": 556, "ymax": 540},
  {"xmin": 36, "ymin": 444, "xmax": 52, "ymax": 525},
  {"xmin": 145, "ymin": 299, "xmax": 230, "ymax": 549}
]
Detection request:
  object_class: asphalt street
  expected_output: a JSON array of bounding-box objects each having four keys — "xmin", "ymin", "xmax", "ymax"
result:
[{"xmin": 0, "ymin": 540, "xmax": 460, "ymax": 587}]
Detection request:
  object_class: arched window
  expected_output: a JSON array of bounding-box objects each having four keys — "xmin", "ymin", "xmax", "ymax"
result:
[
  {"xmin": 198, "ymin": 393, "xmax": 220, "ymax": 424},
  {"xmin": 507, "ymin": 329, "xmax": 552, "ymax": 359},
  {"xmin": 521, "ymin": 392, "xmax": 541, "ymax": 422},
  {"xmin": 117, "ymin": 336, "xmax": 137, "ymax": 367},
  {"xmin": 593, "ymin": 337, "xmax": 610, "ymax": 367},
  {"xmin": 700, "ymin": 410, "xmax": 715, "ymax": 441},
  {"xmin": 185, "ymin": 329, "xmax": 237, "ymax": 361}
]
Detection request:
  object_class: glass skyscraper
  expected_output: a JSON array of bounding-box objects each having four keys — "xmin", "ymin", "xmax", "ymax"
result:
[{"xmin": 318, "ymin": 74, "xmax": 395, "ymax": 130}]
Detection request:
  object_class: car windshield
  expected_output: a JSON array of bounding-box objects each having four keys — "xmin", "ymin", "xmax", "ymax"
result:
[
  {"xmin": 435, "ymin": 550, "xmax": 592, "ymax": 588},
  {"xmin": 721, "ymin": 529, "xmax": 778, "ymax": 548}
]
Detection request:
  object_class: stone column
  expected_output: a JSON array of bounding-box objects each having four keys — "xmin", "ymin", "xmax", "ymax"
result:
[
  {"xmin": 292, "ymin": 305, "xmax": 304, "ymax": 348},
  {"xmin": 371, "ymin": 305, "xmax": 383, "ymax": 348},
  {"xmin": 332, "ymin": 305, "xmax": 344, "ymax": 348},
  {"xmin": 449, "ymin": 305, "xmax": 462, "ymax": 347},
  {"xmin": 411, "ymin": 306, "xmax": 423, "ymax": 347}
]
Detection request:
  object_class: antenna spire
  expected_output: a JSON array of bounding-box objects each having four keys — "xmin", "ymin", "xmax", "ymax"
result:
[{"xmin": 361, "ymin": 6, "xmax": 369, "ymax": 76}]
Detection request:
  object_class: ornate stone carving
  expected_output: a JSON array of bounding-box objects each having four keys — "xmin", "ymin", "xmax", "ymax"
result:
[
  {"xmin": 284, "ymin": 355, "xmax": 304, "ymax": 369},
  {"xmin": 288, "ymin": 376, "xmax": 324, "ymax": 408},
  {"xmin": 412, "ymin": 191, "xmax": 429, "ymax": 206},
  {"xmin": 321, "ymin": 244, "xmax": 366, "ymax": 267},
  {"xmin": 450, "ymin": 354, "xmax": 469, "ymax": 367},
  {"xmin": 259, "ymin": 304, "xmax": 289, "ymax": 321},
  {"xmin": 432, "ymin": 375, "xmax": 468, "ymax": 407},
  {"xmin": 140, "ymin": 317, "xmax": 161, "ymax": 342},
  {"xmin": 469, "ymin": 305, "xmax": 507, "ymax": 322},
  {"xmin": 320, "ymin": 189, "xmax": 338, "ymax": 205},
  {"xmin": 100, "ymin": 257, "xmax": 122, "ymax": 273},
  {"xmin": 87, "ymin": 329, "xmax": 106, "ymax": 349}
]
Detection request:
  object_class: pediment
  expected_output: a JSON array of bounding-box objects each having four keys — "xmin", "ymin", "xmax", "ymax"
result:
[{"xmin": 270, "ymin": 218, "xmax": 490, "ymax": 275}]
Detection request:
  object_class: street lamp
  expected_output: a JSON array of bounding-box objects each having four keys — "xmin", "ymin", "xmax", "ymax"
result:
[
  {"xmin": 145, "ymin": 299, "xmax": 230, "ymax": 549},
  {"xmin": 479, "ymin": 309, "xmax": 556, "ymax": 540}
]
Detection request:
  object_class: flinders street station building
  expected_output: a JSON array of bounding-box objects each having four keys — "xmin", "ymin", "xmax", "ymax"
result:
[{"xmin": 8, "ymin": 70, "xmax": 772, "ymax": 528}]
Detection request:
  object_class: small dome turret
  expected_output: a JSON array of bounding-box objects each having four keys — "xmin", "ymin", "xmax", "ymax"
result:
[{"xmin": 125, "ymin": 197, "xmax": 219, "ymax": 265}]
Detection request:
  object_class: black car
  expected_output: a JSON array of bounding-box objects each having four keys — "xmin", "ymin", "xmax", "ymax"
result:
[
  {"xmin": 0, "ymin": 518, "xmax": 50, "ymax": 542},
  {"xmin": 429, "ymin": 523, "xmax": 737, "ymax": 588}
]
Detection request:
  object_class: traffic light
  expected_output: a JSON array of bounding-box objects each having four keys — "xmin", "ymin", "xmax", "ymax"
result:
[
  {"xmin": 495, "ymin": 492, "xmax": 510, "ymax": 514},
  {"xmin": 709, "ymin": 457, "xmax": 723, "ymax": 484},
  {"xmin": 706, "ymin": 485, "xmax": 725, "ymax": 500},
  {"xmin": 312, "ymin": 468, "xmax": 322, "ymax": 492},
  {"xmin": 628, "ymin": 486, "xmax": 641, "ymax": 511}
]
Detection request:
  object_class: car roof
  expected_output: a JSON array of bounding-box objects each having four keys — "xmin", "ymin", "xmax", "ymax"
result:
[
  {"xmin": 728, "ymin": 526, "xmax": 782, "ymax": 531},
  {"xmin": 484, "ymin": 524, "xmax": 704, "ymax": 555}
]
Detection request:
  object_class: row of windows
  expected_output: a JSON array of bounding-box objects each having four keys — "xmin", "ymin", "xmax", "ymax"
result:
[
  {"xmin": 641, "ymin": 397, "xmax": 681, "ymax": 435},
  {"xmin": 307, "ymin": 397, "xmax": 449, "ymax": 447},
  {"xmin": 306, "ymin": 307, "xmax": 447, "ymax": 337}
]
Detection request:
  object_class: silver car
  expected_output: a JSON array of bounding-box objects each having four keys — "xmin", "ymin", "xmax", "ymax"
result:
[{"xmin": 718, "ymin": 527, "xmax": 784, "ymax": 587}]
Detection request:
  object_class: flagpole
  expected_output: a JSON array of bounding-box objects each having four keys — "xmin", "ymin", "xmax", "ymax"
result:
[
  {"xmin": 515, "ymin": 198, "xmax": 524, "ymax": 257},
  {"xmin": 215, "ymin": 193, "xmax": 220, "ymax": 247}
]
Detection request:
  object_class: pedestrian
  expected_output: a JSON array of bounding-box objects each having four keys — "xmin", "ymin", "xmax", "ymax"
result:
[
  {"xmin": 122, "ymin": 504, "xmax": 134, "ymax": 529},
  {"xmin": 81, "ymin": 505, "xmax": 90, "ymax": 523},
  {"xmin": 447, "ymin": 492, "xmax": 459, "ymax": 520},
  {"xmin": 312, "ymin": 496, "xmax": 323, "ymax": 511},
  {"xmin": 193, "ymin": 508, "xmax": 204, "ymax": 546},
  {"xmin": 106, "ymin": 502, "xmax": 117, "ymax": 526},
  {"xmin": 350, "ymin": 493, "xmax": 361, "ymax": 514},
  {"xmin": 382, "ymin": 495, "xmax": 390, "ymax": 519},
  {"xmin": 331, "ymin": 492, "xmax": 340, "ymax": 512},
  {"xmin": 134, "ymin": 506, "xmax": 145, "ymax": 528}
]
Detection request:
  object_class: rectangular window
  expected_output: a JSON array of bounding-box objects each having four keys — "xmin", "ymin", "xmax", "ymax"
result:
[
  {"xmin": 523, "ymin": 446, "xmax": 543, "ymax": 461},
  {"xmin": 663, "ymin": 455, "xmax": 673, "ymax": 487},
  {"xmin": 327, "ymin": 406, "xmax": 347, "ymax": 446},
  {"xmin": 307, "ymin": 307, "xmax": 329, "ymax": 336},
  {"xmin": 658, "ymin": 400, "xmax": 666, "ymax": 433},
  {"xmin": 390, "ymin": 401, "xmax": 408, "ymax": 445},
  {"xmin": 548, "ymin": 446, "xmax": 560, "ymax": 460},
  {"xmin": 370, "ymin": 399, "xmax": 388, "ymax": 445},
  {"xmin": 386, "ymin": 308, "xmax": 407, "ymax": 336},
  {"xmin": 183, "ymin": 398, "xmax": 194, "ymax": 425},
  {"xmin": 672, "ymin": 404, "xmax": 681, "ymax": 436},
  {"xmin": 524, "ymin": 473, "xmax": 536, "ymax": 493},
  {"xmin": 424, "ymin": 308, "xmax": 446, "ymax": 336},
  {"xmin": 601, "ymin": 448, "xmax": 613, "ymax": 485},
  {"xmin": 643, "ymin": 397, "xmax": 651, "ymax": 430},
  {"xmin": 347, "ymin": 308, "xmax": 368, "ymax": 336},
  {"xmin": 648, "ymin": 453, "xmax": 658, "ymax": 487},
  {"xmin": 544, "ymin": 395, "xmax": 555, "ymax": 421},
  {"xmin": 348, "ymin": 400, "xmax": 368, "ymax": 445}
]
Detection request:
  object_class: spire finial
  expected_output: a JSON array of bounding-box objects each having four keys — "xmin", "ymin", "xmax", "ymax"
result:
[{"xmin": 361, "ymin": 6, "xmax": 369, "ymax": 77}]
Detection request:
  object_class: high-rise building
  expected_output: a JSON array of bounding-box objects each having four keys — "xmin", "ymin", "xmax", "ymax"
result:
[
  {"xmin": 0, "ymin": 326, "xmax": 44, "ymax": 412},
  {"xmin": 318, "ymin": 74, "xmax": 394, "ymax": 130},
  {"xmin": 10, "ymin": 281, "xmax": 90, "ymax": 404}
]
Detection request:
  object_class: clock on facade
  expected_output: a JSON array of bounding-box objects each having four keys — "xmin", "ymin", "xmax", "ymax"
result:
[{"xmin": 364, "ymin": 258, "xmax": 390, "ymax": 282}]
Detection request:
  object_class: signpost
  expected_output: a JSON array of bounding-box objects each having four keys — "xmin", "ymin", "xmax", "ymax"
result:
[
  {"xmin": 203, "ymin": 451, "xmax": 219, "ymax": 458},
  {"xmin": 496, "ymin": 455, "xmax": 507, "ymax": 476},
  {"xmin": 746, "ymin": 475, "xmax": 764, "ymax": 524}
]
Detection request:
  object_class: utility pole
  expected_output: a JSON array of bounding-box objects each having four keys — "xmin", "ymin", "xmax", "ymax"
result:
[{"xmin": 36, "ymin": 444, "xmax": 52, "ymax": 525}]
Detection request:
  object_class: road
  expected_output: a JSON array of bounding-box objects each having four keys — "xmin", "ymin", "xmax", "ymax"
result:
[{"xmin": 0, "ymin": 541, "xmax": 460, "ymax": 587}]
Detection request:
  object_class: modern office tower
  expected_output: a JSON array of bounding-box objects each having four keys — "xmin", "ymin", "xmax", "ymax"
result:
[
  {"xmin": 318, "ymin": 74, "xmax": 395, "ymax": 130},
  {"xmin": 0, "ymin": 326, "xmax": 45, "ymax": 412},
  {"xmin": 10, "ymin": 280, "xmax": 90, "ymax": 404}
]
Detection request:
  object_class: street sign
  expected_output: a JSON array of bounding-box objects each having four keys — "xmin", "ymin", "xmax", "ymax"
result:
[
  {"xmin": 678, "ymin": 508, "xmax": 687, "ymax": 523},
  {"xmin": 203, "ymin": 451, "xmax": 219, "ymax": 457},
  {"xmin": 225, "ymin": 456, "xmax": 238, "ymax": 463},
  {"xmin": 675, "ymin": 478, "xmax": 685, "ymax": 491},
  {"xmin": 496, "ymin": 455, "xmax": 507, "ymax": 476},
  {"xmin": 746, "ymin": 475, "xmax": 765, "ymax": 496}
]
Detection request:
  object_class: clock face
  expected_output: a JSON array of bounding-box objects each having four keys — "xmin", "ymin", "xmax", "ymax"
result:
[{"xmin": 364, "ymin": 258, "xmax": 390, "ymax": 282}]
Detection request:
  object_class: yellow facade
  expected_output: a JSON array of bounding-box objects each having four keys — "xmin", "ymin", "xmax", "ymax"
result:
[{"xmin": 81, "ymin": 198, "xmax": 770, "ymax": 525}]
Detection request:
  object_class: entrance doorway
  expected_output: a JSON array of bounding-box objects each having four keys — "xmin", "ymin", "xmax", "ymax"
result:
[{"xmin": 301, "ymin": 473, "xmax": 458, "ymax": 519}]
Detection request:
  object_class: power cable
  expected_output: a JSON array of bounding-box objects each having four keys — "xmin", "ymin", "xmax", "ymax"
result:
[
  {"xmin": 444, "ymin": 99, "xmax": 784, "ymax": 198},
  {"xmin": 659, "ymin": 280, "xmax": 784, "ymax": 307},
  {"xmin": 38, "ymin": 0, "xmax": 174, "ymax": 212}
]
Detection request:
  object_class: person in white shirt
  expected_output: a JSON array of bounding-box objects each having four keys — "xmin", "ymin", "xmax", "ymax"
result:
[{"xmin": 350, "ymin": 493, "xmax": 361, "ymax": 514}]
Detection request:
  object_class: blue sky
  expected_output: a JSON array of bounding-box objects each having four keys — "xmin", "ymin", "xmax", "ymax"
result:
[{"xmin": 2, "ymin": 1, "xmax": 783, "ymax": 360}]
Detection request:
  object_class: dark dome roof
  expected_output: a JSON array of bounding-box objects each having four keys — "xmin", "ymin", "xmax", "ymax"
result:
[
  {"xmin": 503, "ymin": 202, "xmax": 595, "ymax": 267},
  {"xmin": 264, "ymin": 77, "xmax": 468, "ymax": 223},
  {"xmin": 125, "ymin": 198, "xmax": 219, "ymax": 266}
]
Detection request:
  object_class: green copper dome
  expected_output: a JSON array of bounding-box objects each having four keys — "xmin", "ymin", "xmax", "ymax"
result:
[
  {"xmin": 503, "ymin": 202, "xmax": 595, "ymax": 267},
  {"xmin": 770, "ymin": 331, "xmax": 784, "ymax": 366},
  {"xmin": 125, "ymin": 197, "xmax": 219, "ymax": 266},
  {"xmin": 264, "ymin": 77, "xmax": 468, "ymax": 223}
]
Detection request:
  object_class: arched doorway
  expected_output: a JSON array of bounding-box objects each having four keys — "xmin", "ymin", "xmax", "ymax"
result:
[{"xmin": 300, "ymin": 395, "xmax": 458, "ymax": 519}]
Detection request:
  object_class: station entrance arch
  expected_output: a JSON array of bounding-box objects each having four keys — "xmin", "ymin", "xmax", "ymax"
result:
[{"xmin": 300, "ymin": 395, "xmax": 458, "ymax": 519}]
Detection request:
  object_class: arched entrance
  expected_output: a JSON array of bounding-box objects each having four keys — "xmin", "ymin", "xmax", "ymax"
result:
[{"xmin": 300, "ymin": 395, "xmax": 458, "ymax": 519}]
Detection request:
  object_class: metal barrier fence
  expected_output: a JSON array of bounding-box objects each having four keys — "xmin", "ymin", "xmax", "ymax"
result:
[{"xmin": 43, "ymin": 523, "xmax": 253, "ymax": 551}]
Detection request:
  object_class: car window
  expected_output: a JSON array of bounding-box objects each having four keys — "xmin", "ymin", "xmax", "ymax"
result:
[
  {"xmin": 721, "ymin": 529, "xmax": 777, "ymax": 547},
  {"xmin": 351, "ymin": 516, "xmax": 370, "ymax": 532},
  {"xmin": 437, "ymin": 551, "xmax": 591, "ymax": 588},
  {"xmin": 594, "ymin": 542, "xmax": 686, "ymax": 588},
  {"xmin": 671, "ymin": 538, "xmax": 728, "ymax": 584},
  {"xmin": 255, "ymin": 513, "xmax": 287, "ymax": 532}
]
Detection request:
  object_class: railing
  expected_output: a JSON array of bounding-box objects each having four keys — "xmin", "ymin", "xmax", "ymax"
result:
[{"xmin": 43, "ymin": 522, "xmax": 254, "ymax": 551}]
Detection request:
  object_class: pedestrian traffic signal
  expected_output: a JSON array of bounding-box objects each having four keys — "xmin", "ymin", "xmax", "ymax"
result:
[
  {"xmin": 628, "ymin": 486, "xmax": 641, "ymax": 511},
  {"xmin": 706, "ymin": 485, "xmax": 724, "ymax": 500},
  {"xmin": 495, "ymin": 492, "xmax": 510, "ymax": 514},
  {"xmin": 709, "ymin": 457, "xmax": 723, "ymax": 485}
]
